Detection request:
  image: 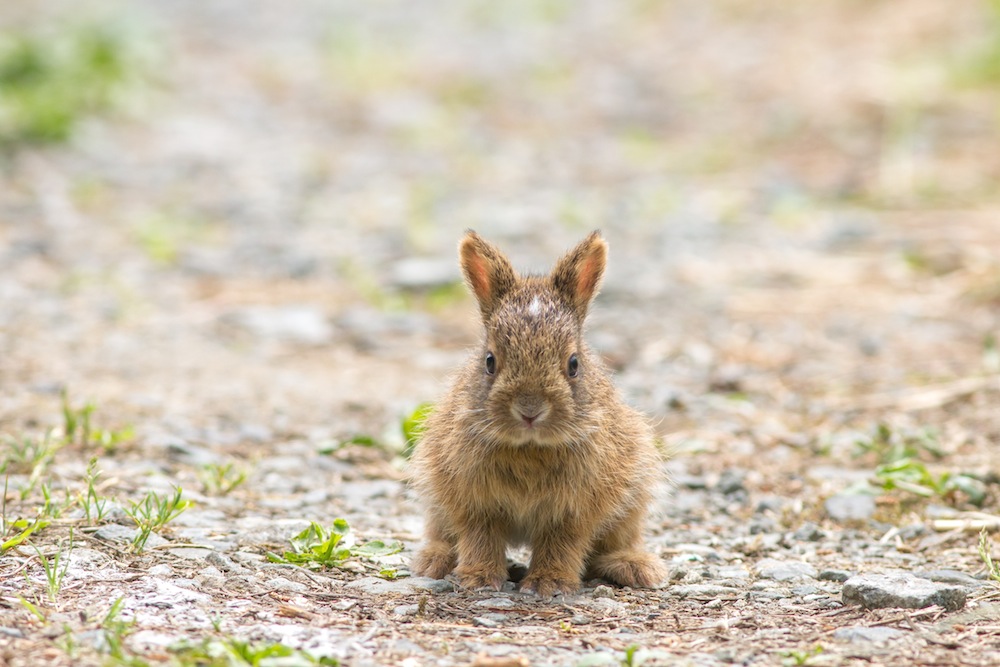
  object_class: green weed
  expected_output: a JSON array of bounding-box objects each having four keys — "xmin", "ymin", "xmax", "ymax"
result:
[
  {"xmin": 316, "ymin": 434, "xmax": 378, "ymax": 455},
  {"xmin": 18, "ymin": 595, "xmax": 47, "ymax": 623},
  {"xmin": 577, "ymin": 644, "xmax": 670, "ymax": 667},
  {"xmin": 61, "ymin": 391, "xmax": 133, "ymax": 450},
  {"xmin": 1, "ymin": 432, "xmax": 59, "ymax": 474},
  {"xmin": 170, "ymin": 637, "xmax": 340, "ymax": 666},
  {"xmin": 198, "ymin": 462, "xmax": 248, "ymax": 496},
  {"xmin": 401, "ymin": 402, "xmax": 433, "ymax": 459},
  {"xmin": 0, "ymin": 22, "xmax": 143, "ymax": 146},
  {"xmin": 956, "ymin": 0, "xmax": 1000, "ymax": 86},
  {"xmin": 81, "ymin": 458, "xmax": 112, "ymax": 524},
  {"xmin": 266, "ymin": 519, "xmax": 403, "ymax": 572},
  {"xmin": 874, "ymin": 458, "xmax": 987, "ymax": 506},
  {"xmin": 979, "ymin": 528, "xmax": 1000, "ymax": 584},
  {"xmin": 123, "ymin": 487, "xmax": 190, "ymax": 552},
  {"xmin": 38, "ymin": 482, "xmax": 73, "ymax": 520},
  {"xmin": 2, "ymin": 517, "xmax": 51, "ymax": 552},
  {"xmin": 852, "ymin": 422, "xmax": 944, "ymax": 465},
  {"xmin": 779, "ymin": 645, "xmax": 825, "ymax": 666},
  {"xmin": 33, "ymin": 529, "xmax": 73, "ymax": 601}
]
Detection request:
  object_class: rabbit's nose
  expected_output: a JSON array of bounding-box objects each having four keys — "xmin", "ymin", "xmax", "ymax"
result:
[{"xmin": 513, "ymin": 396, "xmax": 547, "ymax": 427}]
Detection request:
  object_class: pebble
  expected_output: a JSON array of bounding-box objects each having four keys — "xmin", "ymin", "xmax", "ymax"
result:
[
  {"xmin": 842, "ymin": 572, "xmax": 967, "ymax": 611},
  {"xmin": 393, "ymin": 604, "xmax": 421, "ymax": 617},
  {"xmin": 475, "ymin": 597, "xmax": 516, "ymax": 610},
  {"xmin": 916, "ymin": 569, "xmax": 986, "ymax": 589},
  {"xmin": 754, "ymin": 558, "xmax": 817, "ymax": 582},
  {"xmin": 592, "ymin": 585, "xmax": 615, "ymax": 598},
  {"xmin": 833, "ymin": 626, "xmax": 906, "ymax": 643},
  {"xmin": 792, "ymin": 522, "xmax": 825, "ymax": 542},
  {"xmin": 674, "ymin": 474, "xmax": 708, "ymax": 490},
  {"xmin": 264, "ymin": 577, "xmax": 309, "ymax": 593},
  {"xmin": 195, "ymin": 566, "xmax": 226, "ymax": 589},
  {"xmin": 715, "ymin": 469, "xmax": 747, "ymax": 495},
  {"xmin": 345, "ymin": 576, "xmax": 453, "ymax": 595},
  {"xmin": 206, "ymin": 551, "xmax": 247, "ymax": 574},
  {"xmin": 671, "ymin": 584, "xmax": 741, "ymax": 599},
  {"xmin": 818, "ymin": 569, "xmax": 852, "ymax": 583},
  {"xmin": 473, "ymin": 616, "xmax": 499, "ymax": 628},
  {"xmin": 676, "ymin": 543, "xmax": 722, "ymax": 558},
  {"xmin": 824, "ymin": 493, "xmax": 876, "ymax": 522}
]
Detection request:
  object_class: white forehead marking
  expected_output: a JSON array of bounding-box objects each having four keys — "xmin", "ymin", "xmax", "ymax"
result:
[{"xmin": 528, "ymin": 296, "xmax": 542, "ymax": 317}]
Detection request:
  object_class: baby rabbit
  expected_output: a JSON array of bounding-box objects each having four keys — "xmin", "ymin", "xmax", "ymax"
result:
[{"xmin": 411, "ymin": 230, "xmax": 666, "ymax": 596}]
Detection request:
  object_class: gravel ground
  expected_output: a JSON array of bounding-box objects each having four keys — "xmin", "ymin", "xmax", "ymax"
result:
[{"xmin": 2, "ymin": 1, "xmax": 1000, "ymax": 665}]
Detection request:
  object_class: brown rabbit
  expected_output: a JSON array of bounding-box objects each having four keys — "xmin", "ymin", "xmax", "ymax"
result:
[{"xmin": 410, "ymin": 230, "xmax": 666, "ymax": 596}]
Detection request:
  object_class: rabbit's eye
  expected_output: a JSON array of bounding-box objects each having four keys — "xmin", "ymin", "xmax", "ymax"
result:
[
  {"xmin": 567, "ymin": 353, "xmax": 579, "ymax": 378},
  {"xmin": 485, "ymin": 352, "xmax": 496, "ymax": 375}
]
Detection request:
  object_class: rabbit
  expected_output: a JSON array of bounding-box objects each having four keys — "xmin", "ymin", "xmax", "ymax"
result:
[{"xmin": 410, "ymin": 230, "xmax": 666, "ymax": 596}]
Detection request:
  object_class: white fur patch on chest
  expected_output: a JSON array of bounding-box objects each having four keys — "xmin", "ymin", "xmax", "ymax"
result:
[{"xmin": 527, "ymin": 296, "xmax": 542, "ymax": 317}]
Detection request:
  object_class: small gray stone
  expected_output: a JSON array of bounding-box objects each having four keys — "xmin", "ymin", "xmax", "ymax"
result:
[
  {"xmin": 264, "ymin": 577, "xmax": 309, "ymax": 593},
  {"xmin": 672, "ymin": 543, "xmax": 721, "ymax": 561},
  {"xmin": 168, "ymin": 547, "xmax": 213, "ymax": 560},
  {"xmin": 473, "ymin": 616, "xmax": 499, "ymax": 628},
  {"xmin": 393, "ymin": 604, "xmax": 420, "ymax": 617},
  {"xmin": 824, "ymin": 493, "xmax": 876, "ymax": 522},
  {"xmin": 346, "ymin": 576, "xmax": 453, "ymax": 595},
  {"xmin": 714, "ymin": 566, "xmax": 750, "ymax": 581},
  {"xmin": 715, "ymin": 469, "xmax": 746, "ymax": 495},
  {"xmin": 819, "ymin": 569, "xmax": 852, "ymax": 583},
  {"xmin": 755, "ymin": 558, "xmax": 817, "ymax": 582},
  {"xmin": 916, "ymin": 570, "xmax": 985, "ymax": 589},
  {"xmin": 475, "ymin": 597, "xmax": 516, "ymax": 610},
  {"xmin": 196, "ymin": 565, "xmax": 225, "ymax": 582},
  {"xmin": 792, "ymin": 522, "xmax": 825, "ymax": 542},
  {"xmin": 842, "ymin": 572, "xmax": 966, "ymax": 611},
  {"xmin": 147, "ymin": 564, "xmax": 172, "ymax": 577},
  {"xmin": 206, "ymin": 551, "xmax": 247, "ymax": 574},
  {"xmin": 94, "ymin": 524, "xmax": 138, "ymax": 543},
  {"xmin": 592, "ymin": 585, "xmax": 615, "ymax": 598},
  {"xmin": 405, "ymin": 576, "xmax": 455, "ymax": 593},
  {"xmin": 749, "ymin": 590, "xmax": 791, "ymax": 600},
  {"xmin": 674, "ymin": 474, "xmax": 708, "ymax": 490},
  {"xmin": 834, "ymin": 626, "xmax": 906, "ymax": 643},
  {"xmin": 568, "ymin": 614, "xmax": 591, "ymax": 625},
  {"xmin": 390, "ymin": 639, "xmax": 423, "ymax": 654},
  {"xmin": 671, "ymin": 584, "xmax": 741, "ymax": 599}
]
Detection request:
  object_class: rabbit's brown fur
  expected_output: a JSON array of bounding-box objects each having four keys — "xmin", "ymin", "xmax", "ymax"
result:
[{"xmin": 411, "ymin": 231, "xmax": 666, "ymax": 596}]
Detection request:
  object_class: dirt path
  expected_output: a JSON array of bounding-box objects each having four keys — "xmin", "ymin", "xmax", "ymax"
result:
[{"xmin": 2, "ymin": 1, "xmax": 1000, "ymax": 665}]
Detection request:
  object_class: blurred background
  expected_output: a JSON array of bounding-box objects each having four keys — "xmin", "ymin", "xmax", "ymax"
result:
[
  {"xmin": 2, "ymin": 1, "xmax": 1000, "ymax": 664},
  {"xmin": 2, "ymin": 0, "xmax": 1000, "ymax": 513}
]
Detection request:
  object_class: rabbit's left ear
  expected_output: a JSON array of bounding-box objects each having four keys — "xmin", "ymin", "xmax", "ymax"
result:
[
  {"xmin": 459, "ymin": 230, "xmax": 519, "ymax": 321},
  {"xmin": 550, "ymin": 231, "xmax": 607, "ymax": 322}
]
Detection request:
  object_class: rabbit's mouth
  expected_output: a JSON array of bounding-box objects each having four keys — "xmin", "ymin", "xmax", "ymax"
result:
[{"xmin": 510, "ymin": 403, "xmax": 550, "ymax": 431}]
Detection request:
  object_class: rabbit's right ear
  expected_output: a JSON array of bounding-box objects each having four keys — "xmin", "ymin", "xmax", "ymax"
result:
[{"xmin": 459, "ymin": 230, "xmax": 518, "ymax": 320}]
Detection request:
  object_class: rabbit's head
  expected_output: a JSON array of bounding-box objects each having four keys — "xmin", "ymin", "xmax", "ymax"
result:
[{"xmin": 459, "ymin": 230, "xmax": 608, "ymax": 447}]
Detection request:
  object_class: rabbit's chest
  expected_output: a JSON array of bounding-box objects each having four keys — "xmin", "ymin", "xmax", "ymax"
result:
[{"xmin": 476, "ymin": 455, "xmax": 589, "ymax": 520}]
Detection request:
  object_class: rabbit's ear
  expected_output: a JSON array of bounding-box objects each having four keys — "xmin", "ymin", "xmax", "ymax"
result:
[
  {"xmin": 551, "ymin": 231, "xmax": 607, "ymax": 322},
  {"xmin": 460, "ymin": 230, "xmax": 518, "ymax": 320}
]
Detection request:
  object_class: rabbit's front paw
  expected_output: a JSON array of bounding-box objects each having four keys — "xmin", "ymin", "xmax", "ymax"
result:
[
  {"xmin": 411, "ymin": 543, "xmax": 456, "ymax": 580},
  {"xmin": 520, "ymin": 572, "xmax": 580, "ymax": 597},
  {"xmin": 589, "ymin": 550, "xmax": 666, "ymax": 589},
  {"xmin": 455, "ymin": 565, "xmax": 506, "ymax": 591}
]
